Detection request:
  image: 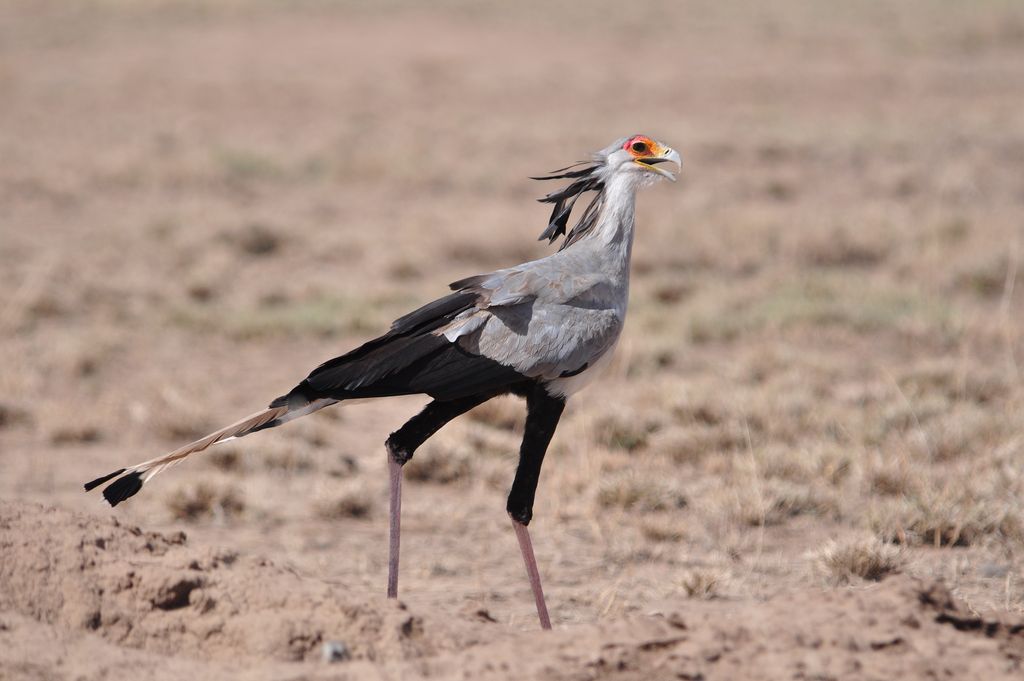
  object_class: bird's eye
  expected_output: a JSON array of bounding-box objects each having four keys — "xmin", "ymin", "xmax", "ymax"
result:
[{"xmin": 631, "ymin": 141, "xmax": 649, "ymax": 154}]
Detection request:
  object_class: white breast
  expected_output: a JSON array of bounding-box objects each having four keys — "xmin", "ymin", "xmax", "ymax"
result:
[{"xmin": 544, "ymin": 337, "xmax": 620, "ymax": 399}]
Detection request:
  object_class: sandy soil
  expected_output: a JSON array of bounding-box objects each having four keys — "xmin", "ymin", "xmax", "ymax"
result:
[
  {"xmin": 2, "ymin": 1, "xmax": 1024, "ymax": 679},
  {"xmin": 3, "ymin": 501, "xmax": 1023, "ymax": 680}
]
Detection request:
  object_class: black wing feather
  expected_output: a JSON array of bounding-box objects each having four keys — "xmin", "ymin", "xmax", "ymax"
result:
[
  {"xmin": 276, "ymin": 291, "xmax": 526, "ymax": 404},
  {"xmin": 388, "ymin": 292, "xmax": 478, "ymax": 336}
]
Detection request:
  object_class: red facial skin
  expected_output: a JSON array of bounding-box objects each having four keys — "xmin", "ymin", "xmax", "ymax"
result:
[{"xmin": 623, "ymin": 135, "xmax": 659, "ymax": 157}]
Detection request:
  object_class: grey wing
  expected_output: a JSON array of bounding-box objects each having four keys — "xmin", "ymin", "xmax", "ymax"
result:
[{"xmin": 442, "ymin": 258, "xmax": 626, "ymax": 381}]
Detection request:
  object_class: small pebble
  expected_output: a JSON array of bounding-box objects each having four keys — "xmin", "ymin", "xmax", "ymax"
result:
[{"xmin": 321, "ymin": 640, "xmax": 350, "ymax": 663}]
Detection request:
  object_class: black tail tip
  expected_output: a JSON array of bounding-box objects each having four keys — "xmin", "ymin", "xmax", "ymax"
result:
[
  {"xmin": 84, "ymin": 469, "xmax": 144, "ymax": 507},
  {"xmin": 102, "ymin": 472, "xmax": 144, "ymax": 507},
  {"xmin": 84, "ymin": 469, "xmax": 126, "ymax": 492}
]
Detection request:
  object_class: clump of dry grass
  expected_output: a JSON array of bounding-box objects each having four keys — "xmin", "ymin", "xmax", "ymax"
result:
[
  {"xmin": 870, "ymin": 489, "xmax": 1024, "ymax": 548},
  {"xmin": 145, "ymin": 392, "xmax": 215, "ymax": 443},
  {"xmin": 756, "ymin": 444, "xmax": 853, "ymax": 488},
  {"xmin": 185, "ymin": 278, "xmax": 217, "ymax": 303},
  {"xmin": 952, "ymin": 253, "xmax": 1021, "ymax": 299},
  {"xmin": 809, "ymin": 536, "xmax": 905, "ymax": 584},
  {"xmin": 872, "ymin": 396, "xmax": 950, "ymax": 444},
  {"xmin": 720, "ymin": 479, "xmax": 838, "ymax": 527},
  {"xmin": 466, "ymin": 396, "xmax": 523, "ymax": 432},
  {"xmin": 214, "ymin": 149, "xmax": 287, "ymax": 186},
  {"xmin": 388, "ymin": 258, "xmax": 422, "ymax": 281},
  {"xmin": 596, "ymin": 471, "xmax": 686, "ymax": 512},
  {"xmin": 909, "ymin": 405, "xmax": 1005, "ymax": 462},
  {"xmin": 0, "ymin": 400, "xmax": 31, "ymax": 429},
  {"xmin": 313, "ymin": 484, "xmax": 374, "ymax": 520},
  {"xmin": 897, "ymin": 361, "xmax": 1009, "ymax": 405},
  {"xmin": 289, "ymin": 419, "xmax": 339, "ymax": 450},
  {"xmin": 677, "ymin": 569, "xmax": 724, "ymax": 599},
  {"xmin": 35, "ymin": 398, "xmax": 112, "ymax": 446},
  {"xmin": 866, "ymin": 461, "xmax": 917, "ymax": 497},
  {"xmin": 640, "ymin": 516, "xmax": 686, "ymax": 543},
  {"xmin": 260, "ymin": 441, "xmax": 318, "ymax": 474},
  {"xmin": 650, "ymin": 279, "xmax": 694, "ymax": 305},
  {"xmin": 49, "ymin": 422, "xmax": 103, "ymax": 445},
  {"xmin": 324, "ymin": 453, "xmax": 359, "ymax": 479},
  {"xmin": 649, "ymin": 424, "xmax": 745, "ymax": 465},
  {"xmin": 794, "ymin": 228, "xmax": 889, "ymax": 269},
  {"xmin": 205, "ymin": 447, "xmax": 243, "ymax": 472},
  {"xmin": 593, "ymin": 414, "xmax": 661, "ymax": 452},
  {"xmin": 671, "ymin": 396, "xmax": 728, "ymax": 427},
  {"xmin": 167, "ymin": 483, "xmax": 245, "ymax": 522},
  {"xmin": 405, "ymin": 442, "xmax": 475, "ymax": 485}
]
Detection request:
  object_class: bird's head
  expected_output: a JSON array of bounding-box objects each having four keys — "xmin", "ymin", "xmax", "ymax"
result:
[
  {"xmin": 533, "ymin": 135, "xmax": 681, "ymax": 245},
  {"xmin": 598, "ymin": 135, "xmax": 682, "ymax": 184}
]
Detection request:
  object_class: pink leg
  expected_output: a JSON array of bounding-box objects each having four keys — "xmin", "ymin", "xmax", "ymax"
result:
[
  {"xmin": 512, "ymin": 518, "xmax": 552, "ymax": 630},
  {"xmin": 387, "ymin": 456, "xmax": 402, "ymax": 599}
]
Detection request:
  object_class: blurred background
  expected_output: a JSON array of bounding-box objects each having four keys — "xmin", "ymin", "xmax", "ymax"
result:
[{"xmin": 2, "ymin": 0, "xmax": 1024, "ymax": 626}]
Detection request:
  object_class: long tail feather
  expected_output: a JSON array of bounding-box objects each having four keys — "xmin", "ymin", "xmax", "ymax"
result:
[{"xmin": 85, "ymin": 405, "xmax": 289, "ymax": 507}]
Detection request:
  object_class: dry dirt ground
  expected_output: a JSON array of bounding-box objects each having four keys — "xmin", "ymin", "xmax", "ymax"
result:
[{"xmin": 2, "ymin": 1, "xmax": 1024, "ymax": 679}]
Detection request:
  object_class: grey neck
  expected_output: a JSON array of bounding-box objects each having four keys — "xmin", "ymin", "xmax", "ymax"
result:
[{"xmin": 565, "ymin": 173, "xmax": 638, "ymax": 272}]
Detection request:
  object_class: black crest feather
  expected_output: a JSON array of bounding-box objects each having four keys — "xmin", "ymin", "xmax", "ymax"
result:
[{"xmin": 531, "ymin": 162, "xmax": 604, "ymax": 247}]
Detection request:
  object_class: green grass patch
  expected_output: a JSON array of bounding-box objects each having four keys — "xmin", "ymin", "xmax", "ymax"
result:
[
  {"xmin": 688, "ymin": 274, "xmax": 956, "ymax": 343},
  {"xmin": 170, "ymin": 293, "xmax": 411, "ymax": 340}
]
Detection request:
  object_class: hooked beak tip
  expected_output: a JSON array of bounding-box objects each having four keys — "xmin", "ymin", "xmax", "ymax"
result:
[{"xmin": 637, "ymin": 148, "xmax": 682, "ymax": 181}]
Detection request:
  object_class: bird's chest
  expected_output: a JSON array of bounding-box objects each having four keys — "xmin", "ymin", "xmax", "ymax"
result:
[{"xmin": 545, "ymin": 335, "xmax": 621, "ymax": 398}]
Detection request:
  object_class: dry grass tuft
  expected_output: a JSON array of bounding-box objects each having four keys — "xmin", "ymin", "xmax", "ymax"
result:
[
  {"xmin": 722, "ymin": 479, "xmax": 838, "ymax": 527},
  {"xmin": 898, "ymin": 362, "xmax": 1009, "ymax": 405},
  {"xmin": 651, "ymin": 280, "xmax": 694, "ymax": 305},
  {"xmin": 871, "ymin": 491, "xmax": 1024, "ymax": 548},
  {"xmin": 49, "ymin": 422, "xmax": 103, "ymax": 445},
  {"xmin": 166, "ymin": 483, "xmax": 246, "ymax": 522},
  {"xmin": 649, "ymin": 425, "xmax": 744, "ymax": 465},
  {"xmin": 677, "ymin": 569, "xmax": 724, "ymax": 599},
  {"xmin": 205, "ymin": 447, "xmax": 243, "ymax": 472},
  {"xmin": 313, "ymin": 484, "xmax": 374, "ymax": 520},
  {"xmin": 756, "ymin": 444, "xmax": 853, "ymax": 487},
  {"xmin": 794, "ymin": 229, "xmax": 889, "ymax": 269},
  {"xmin": 809, "ymin": 536, "xmax": 905, "ymax": 584},
  {"xmin": 233, "ymin": 222, "xmax": 282, "ymax": 257},
  {"xmin": 671, "ymin": 397, "xmax": 728, "ymax": 427},
  {"xmin": 866, "ymin": 462, "xmax": 917, "ymax": 497},
  {"xmin": 596, "ymin": 472, "xmax": 687, "ymax": 512},
  {"xmin": 0, "ymin": 401, "xmax": 32, "ymax": 429},
  {"xmin": 466, "ymin": 396, "xmax": 523, "ymax": 432},
  {"xmin": 910, "ymin": 405, "xmax": 1005, "ymax": 462},
  {"xmin": 260, "ymin": 442, "xmax": 318, "ymax": 474},
  {"xmin": 593, "ymin": 414, "xmax": 661, "ymax": 452},
  {"xmin": 405, "ymin": 442, "xmax": 475, "ymax": 485},
  {"xmin": 145, "ymin": 395, "xmax": 214, "ymax": 444},
  {"xmin": 640, "ymin": 516, "xmax": 687, "ymax": 543},
  {"xmin": 952, "ymin": 254, "xmax": 1022, "ymax": 298},
  {"xmin": 324, "ymin": 454, "xmax": 360, "ymax": 479}
]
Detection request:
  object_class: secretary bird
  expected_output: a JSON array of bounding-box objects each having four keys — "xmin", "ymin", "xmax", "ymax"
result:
[{"xmin": 85, "ymin": 135, "xmax": 681, "ymax": 629}]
